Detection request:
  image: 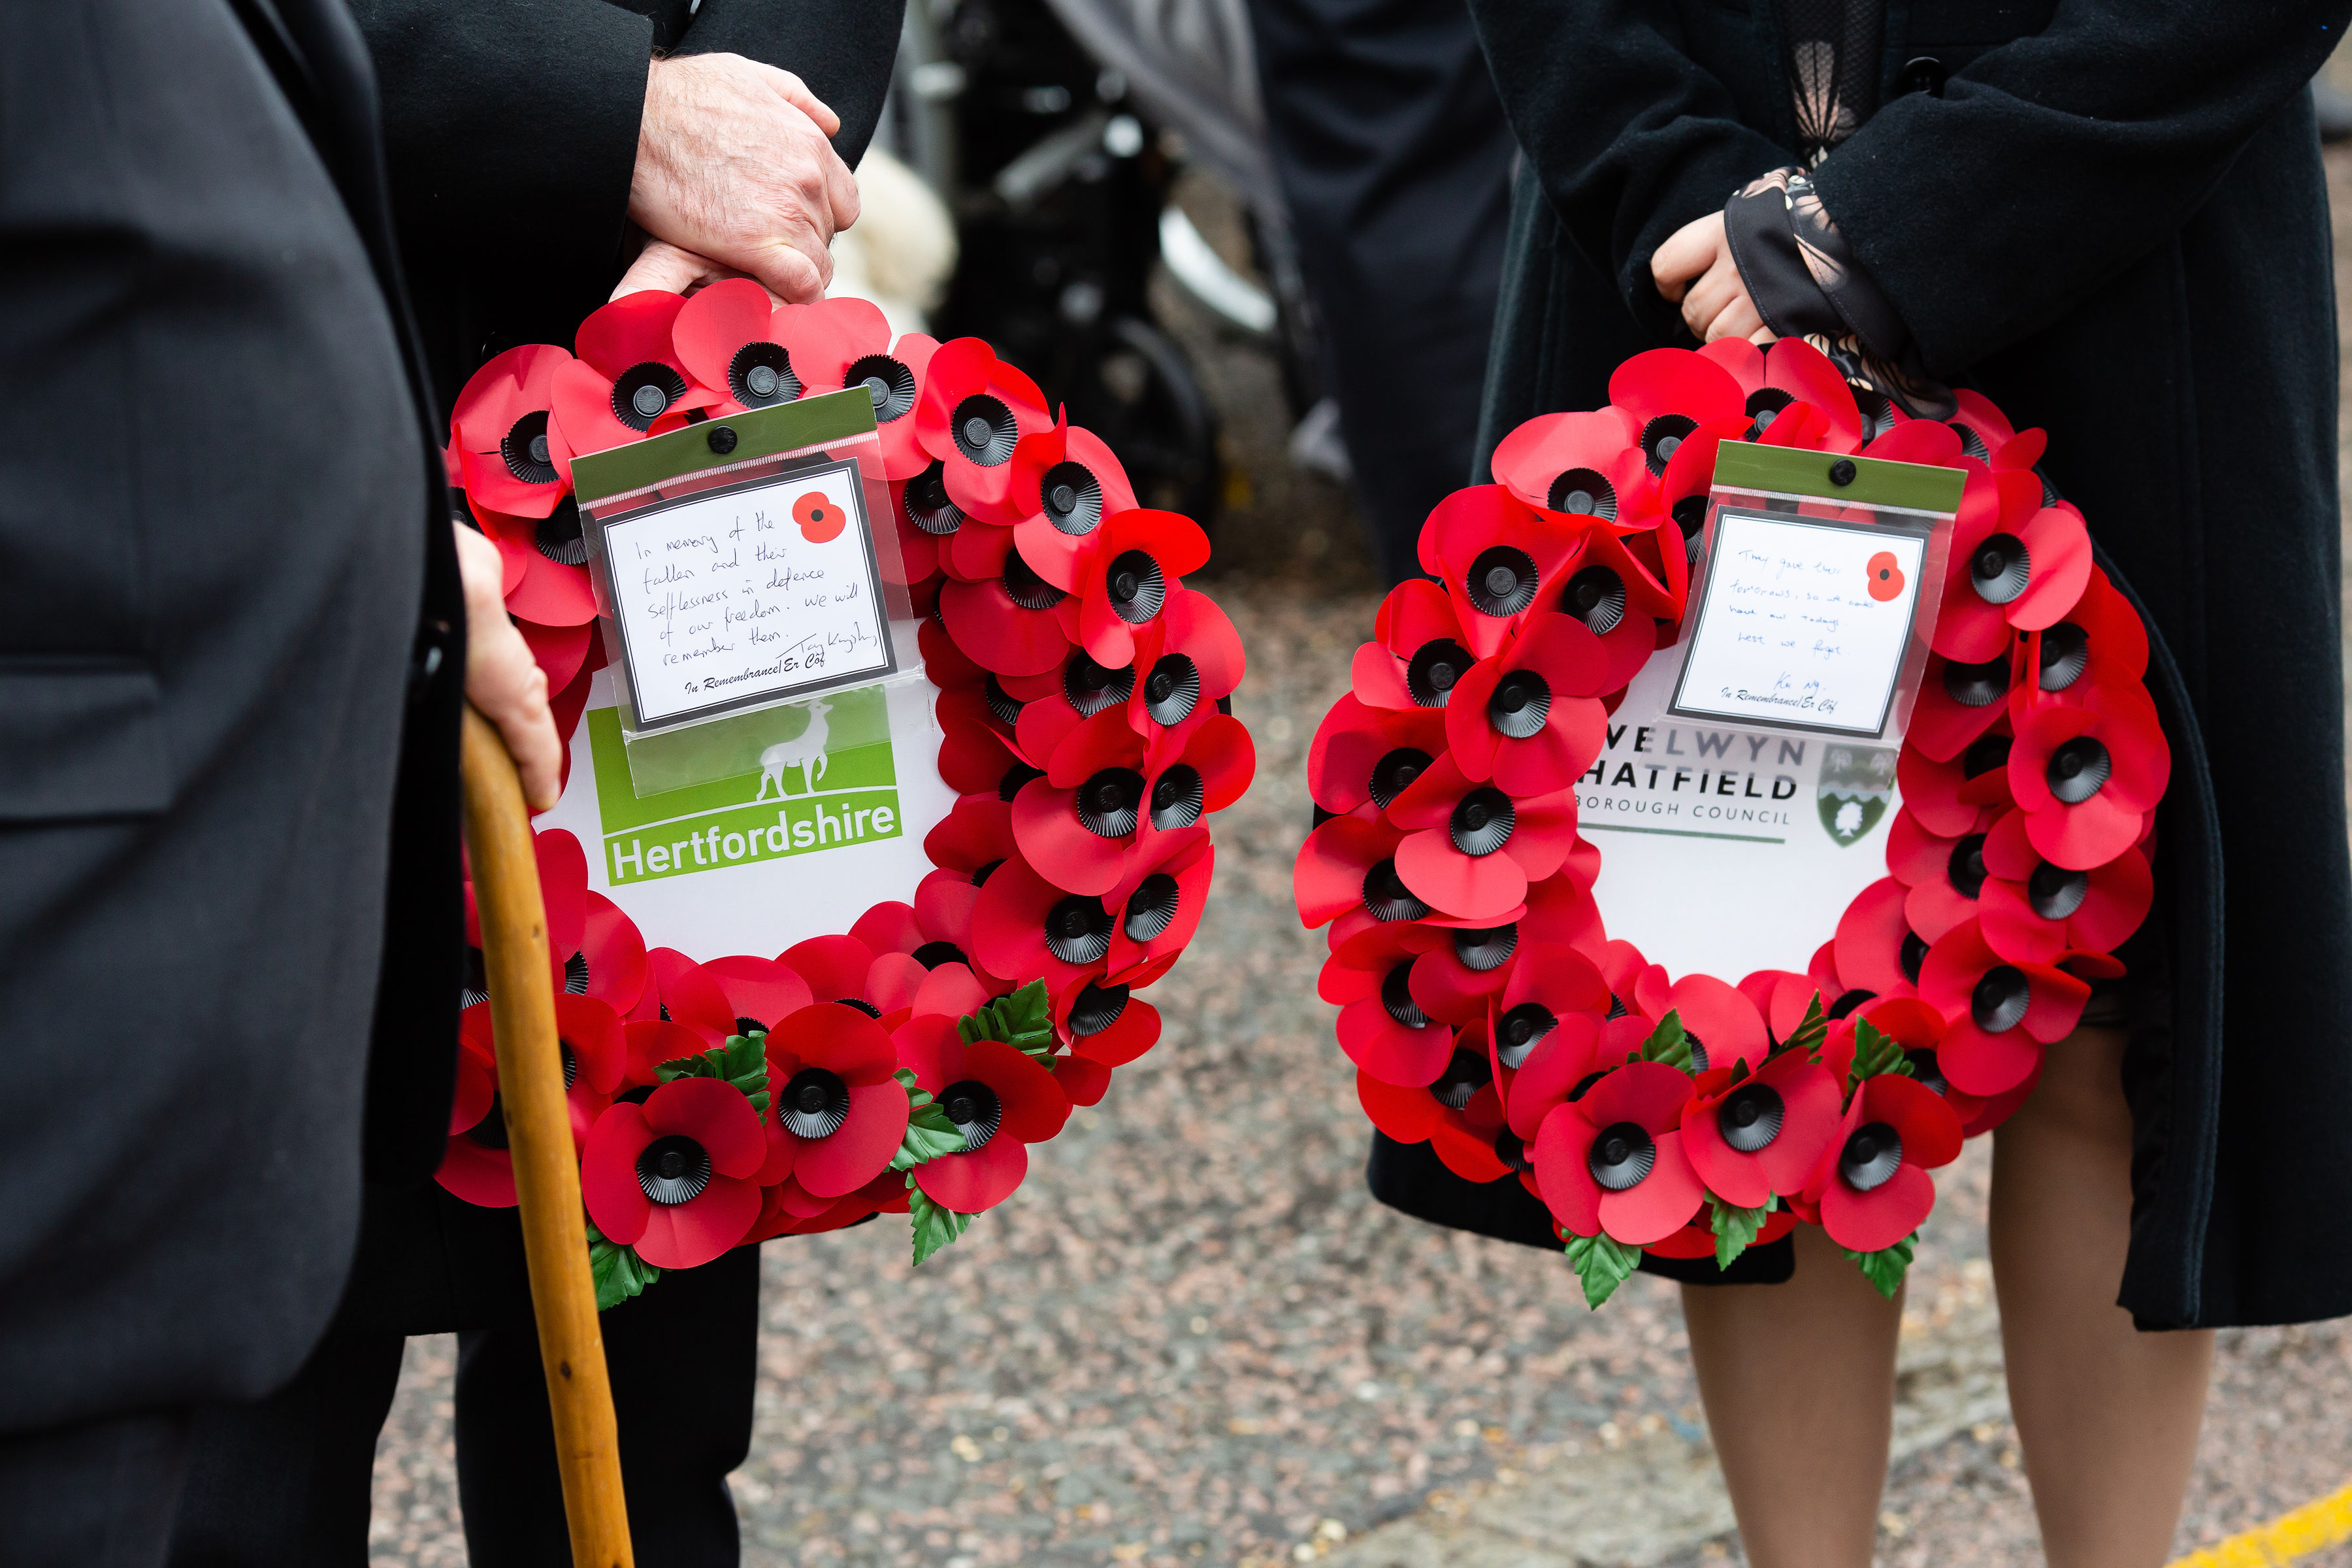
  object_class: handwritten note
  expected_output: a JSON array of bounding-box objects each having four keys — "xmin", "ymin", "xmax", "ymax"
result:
[
  {"xmin": 1669, "ymin": 508, "xmax": 1928, "ymax": 738},
  {"xmin": 598, "ymin": 457, "xmax": 894, "ymax": 730}
]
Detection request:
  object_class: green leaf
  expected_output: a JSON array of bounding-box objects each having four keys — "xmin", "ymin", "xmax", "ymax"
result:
[
  {"xmin": 1840, "ymin": 1233, "xmax": 1918, "ymax": 1299},
  {"xmin": 585, "ymin": 1220, "xmax": 661, "ymax": 1311},
  {"xmin": 1638, "ymin": 1009, "xmax": 1694, "ymax": 1073},
  {"xmin": 958, "ymin": 980, "xmax": 1056, "ymax": 1064},
  {"xmin": 1563, "ymin": 1231, "xmax": 1642, "ymax": 1309},
  {"xmin": 1709, "ymin": 1194, "xmax": 1776, "ymax": 1271},
  {"xmin": 1776, "ymin": 990, "xmax": 1829, "ymax": 1062},
  {"xmin": 1844, "ymin": 1019, "xmax": 1914, "ymax": 1103},
  {"xmin": 656, "ymin": 1033, "xmax": 771, "ymax": 1118},
  {"xmin": 907, "ymin": 1183, "xmax": 975, "ymax": 1266},
  {"xmin": 891, "ymin": 1100, "xmax": 968, "ymax": 1172}
]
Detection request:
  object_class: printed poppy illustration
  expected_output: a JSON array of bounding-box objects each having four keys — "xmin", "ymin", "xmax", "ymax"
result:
[
  {"xmin": 758, "ymin": 1002, "xmax": 913, "ymax": 1198},
  {"xmin": 794, "ymin": 489, "xmax": 846, "ymax": 544},
  {"xmin": 451, "ymin": 344, "xmax": 576, "ymax": 517},
  {"xmin": 780, "ymin": 295, "xmax": 943, "ymax": 480},
  {"xmin": 1531, "ymin": 1060, "xmax": 1705, "ymax": 1246},
  {"xmin": 1865, "ymin": 551, "xmax": 1905, "ymax": 602},
  {"xmin": 893, "ymin": 1014, "xmax": 1071, "ymax": 1213},
  {"xmin": 581, "ymin": 1077, "xmax": 767, "ymax": 1269},
  {"xmin": 1917, "ymin": 919, "xmax": 2091, "ymax": 1096}
]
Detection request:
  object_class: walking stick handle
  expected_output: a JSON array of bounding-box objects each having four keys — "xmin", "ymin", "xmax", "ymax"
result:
[{"xmin": 459, "ymin": 704, "xmax": 635, "ymax": 1568}]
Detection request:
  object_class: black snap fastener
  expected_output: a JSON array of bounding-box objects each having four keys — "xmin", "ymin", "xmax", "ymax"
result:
[
  {"xmin": 706, "ymin": 425, "xmax": 738, "ymax": 455},
  {"xmin": 1900, "ymin": 56, "xmax": 1946, "ymax": 97},
  {"xmin": 1829, "ymin": 459, "xmax": 1857, "ymax": 486}
]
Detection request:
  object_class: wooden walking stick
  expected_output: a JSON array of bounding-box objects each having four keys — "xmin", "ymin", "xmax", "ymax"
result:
[{"xmin": 459, "ymin": 704, "xmax": 636, "ymax": 1568}]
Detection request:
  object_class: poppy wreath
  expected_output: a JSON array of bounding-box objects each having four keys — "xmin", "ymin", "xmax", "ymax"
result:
[
  {"xmin": 443, "ymin": 282, "xmax": 1252, "ymax": 1305},
  {"xmin": 1292, "ymin": 340, "xmax": 2166, "ymax": 1306}
]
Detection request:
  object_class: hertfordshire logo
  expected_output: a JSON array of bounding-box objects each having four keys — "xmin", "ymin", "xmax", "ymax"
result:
[
  {"xmin": 752, "ymin": 697, "xmax": 833, "ymax": 800},
  {"xmin": 1818, "ymin": 743, "xmax": 1895, "ymax": 847}
]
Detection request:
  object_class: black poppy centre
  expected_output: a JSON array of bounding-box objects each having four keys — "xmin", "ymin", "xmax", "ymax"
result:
[
  {"xmin": 636, "ymin": 1133, "xmax": 713, "ymax": 1204},
  {"xmin": 1450, "ymin": 787, "xmax": 1516, "ymax": 857},
  {"xmin": 1589, "ymin": 1122, "xmax": 1656, "ymax": 1189},
  {"xmin": 1717, "ymin": 1082, "xmax": 1785, "ymax": 1152}
]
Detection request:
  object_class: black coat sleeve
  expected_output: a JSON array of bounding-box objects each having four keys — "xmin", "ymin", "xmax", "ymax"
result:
[
  {"xmin": 1464, "ymin": 0, "xmax": 1791, "ymax": 342},
  {"xmin": 673, "ymin": 0, "xmax": 906, "ymax": 169},
  {"xmin": 347, "ymin": 0, "xmax": 655, "ymax": 271},
  {"xmin": 1809, "ymin": 0, "xmax": 2352, "ymax": 376}
]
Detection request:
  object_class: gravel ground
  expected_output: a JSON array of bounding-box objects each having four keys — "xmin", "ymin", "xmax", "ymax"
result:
[{"xmin": 368, "ymin": 139, "xmax": 2352, "ymax": 1568}]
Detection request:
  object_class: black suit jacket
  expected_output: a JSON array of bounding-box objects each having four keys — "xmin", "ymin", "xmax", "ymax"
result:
[
  {"xmin": 1467, "ymin": 0, "xmax": 2352, "ymax": 1329},
  {"xmin": 0, "ymin": 0, "xmax": 461, "ymax": 1431}
]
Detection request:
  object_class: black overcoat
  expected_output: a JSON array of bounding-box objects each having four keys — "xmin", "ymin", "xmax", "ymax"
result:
[
  {"xmin": 0, "ymin": 0, "xmax": 463, "ymax": 1432},
  {"xmin": 1463, "ymin": 0, "xmax": 2352, "ymax": 1328}
]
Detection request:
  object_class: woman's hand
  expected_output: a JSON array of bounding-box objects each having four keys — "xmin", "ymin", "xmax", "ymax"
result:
[
  {"xmin": 452, "ymin": 521, "xmax": 563, "ymax": 813},
  {"xmin": 1652, "ymin": 211, "xmax": 1774, "ymax": 344}
]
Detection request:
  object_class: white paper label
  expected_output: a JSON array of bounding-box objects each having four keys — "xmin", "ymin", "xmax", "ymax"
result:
[
  {"xmin": 598, "ymin": 457, "xmax": 894, "ymax": 731},
  {"xmin": 1669, "ymin": 508, "xmax": 1929, "ymax": 739}
]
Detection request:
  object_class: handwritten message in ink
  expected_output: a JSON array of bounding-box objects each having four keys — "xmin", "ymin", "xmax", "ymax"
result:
[
  {"xmin": 1669, "ymin": 508, "xmax": 1928, "ymax": 738},
  {"xmin": 600, "ymin": 459, "xmax": 892, "ymax": 728}
]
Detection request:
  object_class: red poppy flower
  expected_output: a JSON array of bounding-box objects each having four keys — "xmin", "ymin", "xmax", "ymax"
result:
[
  {"xmin": 893, "ymin": 1013, "xmax": 1070, "ymax": 1212},
  {"xmin": 915, "ymin": 338, "xmax": 1053, "ymax": 517},
  {"xmin": 1294, "ymin": 815, "xmax": 1420, "ymax": 928},
  {"xmin": 1831, "ymin": 875, "xmax": 1927, "ymax": 1001},
  {"xmin": 1818, "ymin": 994, "xmax": 2009, "ymax": 1137},
  {"xmin": 2006, "ymin": 681, "xmax": 2167, "ymax": 869},
  {"xmin": 436, "ymin": 1009, "xmax": 511, "ymax": 1206},
  {"xmin": 1418, "ymin": 486, "xmax": 1581, "ymax": 659},
  {"xmin": 1351, "ymin": 579, "xmax": 1477, "ymax": 712},
  {"xmin": 1522, "ymin": 864, "xmax": 1609, "ymax": 964},
  {"xmin": 451, "ymin": 344, "xmax": 576, "ymax": 517},
  {"xmin": 470, "ymin": 502, "xmax": 598, "ymax": 627},
  {"xmin": 1918, "ymin": 919, "xmax": 2091, "ymax": 1096},
  {"xmin": 885, "ymin": 472, "xmax": 950, "ymax": 587},
  {"xmin": 1554, "ymin": 521, "xmax": 1685, "ymax": 675},
  {"xmin": 1531, "ymin": 1060, "xmax": 1704, "ymax": 1245},
  {"xmin": 1488, "ymin": 942, "xmax": 1613, "ymax": 1075},
  {"xmin": 581, "ymin": 1077, "xmax": 765, "ymax": 1268},
  {"xmin": 746, "ymin": 1168, "xmax": 911, "ymax": 1243},
  {"xmin": 700, "ymin": 955, "xmax": 816, "ymax": 1034},
  {"xmin": 925, "ymin": 790, "xmax": 1021, "ymax": 881},
  {"xmin": 1908, "ymin": 642, "xmax": 2023, "ymax": 763},
  {"xmin": 1488, "ymin": 407, "xmax": 1650, "ymax": 523},
  {"xmin": 787, "ymin": 295, "xmax": 943, "ymax": 480},
  {"xmin": 2014, "ymin": 568, "xmax": 2149, "ymax": 714},
  {"xmin": 1863, "ymin": 416, "xmax": 1963, "ymax": 468},
  {"xmin": 1698, "ymin": 336, "xmax": 1867, "ymax": 453},
  {"xmin": 1326, "ymin": 922, "xmax": 1458, "ymax": 1086},
  {"xmin": 935, "ymin": 683, "xmax": 1032, "ymax": 798},
  {"xmin": 1358, "ymin": 1047, "xmax": 1512, "ymax": 1183},
  {"xmin": 1626, "ymin": 972, "xmax": 1770, "ymax": 1073},
  {"xmin": 1445, "ymin": 613, "xmax": 1614, "ymax": 796},
  {"xmin": 627, "ymin": 947, "xmax": 740, "ymax": 1046},
  {"xmin": 1932, "ymin": 473, "xmax": 2093, "ymax": 662},
  {"xmin": 1945, "ymin": 389, "xmax": 2017, "ymax": 463},
  {"xmin": 969, "ymin": 849, "xmax": 1119, "ymax": 994},
  {"xmin": 1885, "ymin": 806, "xmax": 1994, "ymax": 945},
  {"xmin": 1503, "ymin": 1010, "xmax": 1653, "ymax": 1143},
  {"xmin": 670, "ymin": 278, "xmax": 811, "ymax": 416},
  {"xmin": 1105, "ymin": 828, "xmax": 1215, "ymax": 981},
  {"xmin": 1733, "ymin": 969, "xmax": 1828, "ymax": 1048},
  {"xmin": 1386, "ymin": 754, "xmax": 1578, "ymax": 922},
  {"xmin": 998, "ymin": 645, "xmax": 1126, "ymax": 766},
  {"xmin": 1013, "ymin": 708, "xmax": 1250, "ymax": 897},
  {"xmin": 1976, "ymin": 811, "xmax": 2153, "ymax": 965},
  {"xmin": 1806, "ymin": 1072, "xmax": 1963, "ymax": 1254},
  {"xmin": 1007, "ymin": 419, "xmax": 1141, "ymax": 587},
  {"xmin": 1896, "ymin": 724, "xmax": 2015, "ymax": 838},
  {"xmin": 516, "ymin": 617, "xmax": 593, "ymax": 698},
  {"xmin": 1605, "ymin": 348, "xmax": 1747, "ymax": 479},
  {"xmin": 774, "ymin": 933, "xmax": 925, "ymax": 1028},
  {"xmin": 1073, "ymin": 508, "xmax": 1211, "ymax": 668},
  {"xmin": 467, "ymin": 830, "xmax": 648, "ymax": 1015},
  {"xmin": 759, "ymin": 1001, "xmax": 911, "ymax": 1198},
  {"xmin": 1050, "ymin": 966, "xmax": 1165, "ymax": 1067},
  {"xmin": 938, "ymin": 544, "xmax": 1077, "ymax": 677},
  {"xmin": 1128, "ymin": 588, "xmax": 1245, "ymax": 742},
  {"xmin": 550, "ymin": 291, "xmax": 715, "ymax": 460},
  {"xmin": 1679, "ymin": 1047, "xmax": 1840, "ymax": 1208}
]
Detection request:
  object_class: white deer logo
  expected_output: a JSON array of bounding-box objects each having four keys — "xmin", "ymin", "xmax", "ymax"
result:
[{"xmin": 752, "ymin": 698, "xmax": 833, "ymax": 801}]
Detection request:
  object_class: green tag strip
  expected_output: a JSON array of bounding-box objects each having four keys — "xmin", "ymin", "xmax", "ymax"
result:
[
  {"xmin": 1712, "ymin": 439, "xmax": 1965, "ymax": 514},
  {"xmin": 569, "ymin": 389, "xmax": 881, "ymax": 506}
]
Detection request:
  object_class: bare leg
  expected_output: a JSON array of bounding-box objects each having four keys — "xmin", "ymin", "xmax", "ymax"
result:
[
  {"xmin": 1681, "ymin": 1222, "xmax": 1903, "ymax": 1568},
  {"xmin": 1992, "ymin": 1025, "xmax": 2213, "ymax": 1568}
]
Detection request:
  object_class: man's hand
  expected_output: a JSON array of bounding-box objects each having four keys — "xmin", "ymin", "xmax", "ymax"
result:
[
  {"xmin": 1652, "ymin": 212, "xmax": 1774, "ymax": 345},
  {"xmin": 453, "ymin": 523, "xmax": 563, "ymax": 813},
  {"xmin": 629, "ymin": 53, "xmax": 860, "ymax": 305}
]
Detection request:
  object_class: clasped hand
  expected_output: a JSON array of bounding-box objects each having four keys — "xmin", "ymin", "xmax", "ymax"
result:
[{"xmin": 1652, "ymin": 211, "xmax": 1774, "ymax": 346}]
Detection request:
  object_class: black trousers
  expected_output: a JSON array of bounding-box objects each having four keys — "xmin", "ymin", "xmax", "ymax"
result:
[
  {"xmin": 1246, "ymin": 0, "xmax": 1518, "ymax": 586},
  {"xmin": 165, "ymin": 1199, "xmax": 760, "ymax": 1567},
  {"xmin": 1, "ymin": 1411, "xmax": 192, "ymax": 1568}
]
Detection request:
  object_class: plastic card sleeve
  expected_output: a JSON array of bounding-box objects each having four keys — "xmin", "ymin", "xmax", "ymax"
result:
[{"xmin": 570, "ymin": 391, "xmax": 924, "ymax": 791}]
